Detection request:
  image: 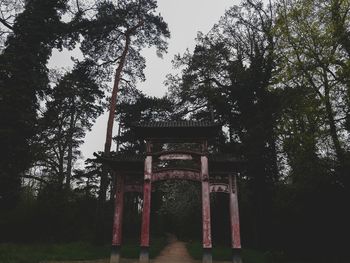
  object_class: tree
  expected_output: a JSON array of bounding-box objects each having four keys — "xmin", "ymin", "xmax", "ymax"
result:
[
  {"xmin": 74, "ymin": 158, "xmax": 102, "ymax": 199},
  {"xmin": 78, "ymin": 0, "xmax": 170, "ymax": 204},
  {"xmin": 0, "ymin": 0, "xmax": 24, "ymax": 49},
  {"xmin": 275, "ymin": 0, "xmax": 350, "ymax": 186},
  {"xmin": 36, "ymin": 60, "xmax": 104, "ymax": 190},
  {"xmin": 0, "ymin": 0, "xmax": 72, "ymax": 209},
  {"xmin": 115, "ymin": 86, "xmax": 174, "ymax": 154},
  {"xmin": 167, "ymin": 0, "xmax": 280, "ymax": 247}
]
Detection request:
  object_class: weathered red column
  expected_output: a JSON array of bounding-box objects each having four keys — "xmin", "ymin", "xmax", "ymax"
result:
[
  {"xmin": 140, "ymin": 142, "xmax": 152, "ymax": 263},
  {"xmin": 110, "ymin": 173, "xmax": 125, "ymax": 263},
  {"xmin": 201, "ymin": 148, "xmax": 212, "ymax": 263},
  {"xmin": 229, "ymin": 174, "xmax": 242, "ymax": 263}
]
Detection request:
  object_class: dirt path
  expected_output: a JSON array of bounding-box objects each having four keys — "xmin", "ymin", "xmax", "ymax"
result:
[{"xmin": 152, "ymin": 235, "xmax": 196, "ymax": 263}]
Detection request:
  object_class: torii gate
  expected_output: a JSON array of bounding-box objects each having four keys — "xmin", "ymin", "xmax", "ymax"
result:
[{"xmin": 102, "ymin": 121, "xmax": 244, "ymax": 263}]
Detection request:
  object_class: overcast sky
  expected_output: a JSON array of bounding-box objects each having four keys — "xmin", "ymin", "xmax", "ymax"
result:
[{"xmin": 49, "ymin": 0, "xmax": 237, "ymax": 161}]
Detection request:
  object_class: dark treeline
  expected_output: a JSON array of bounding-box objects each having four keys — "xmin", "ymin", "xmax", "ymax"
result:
[
  {"xmin": 0, "ymin": 0, "xmax": 350, "ymax": 262},
  {"xmin": 163, "ymin": 0, "xmax": 350, "ymax": 261},
  {"xmin": 0, "ymin": 0, "xmax": 170, "ymax": 242}
]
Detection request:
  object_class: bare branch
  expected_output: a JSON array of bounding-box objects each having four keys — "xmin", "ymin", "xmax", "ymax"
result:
[
  {"xmin": 22, "ymin": 174, "xmax": 49, "ymax": 184},
  {"xmin": 98, "ymin": 56, "xmax": 122, "ymax": 67},
  {"xmin": 0, "ymin": 17, "xmax": 13, "ymax": 30}
]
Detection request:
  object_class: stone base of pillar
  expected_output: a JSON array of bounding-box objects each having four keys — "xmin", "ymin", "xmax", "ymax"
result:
[
  {"xmin": 110, "ymin": 245, "xmax": 121, "ymax": 263},
  {"xmin": 202, "ymin": 248, "xmax": 212, "ymax": 263},
  {"xmin": 232, "ymin": 248, "xmax": 243, "ymax": 263},
  {"xmin": 139, "ymin": 246, "xmax": 149, "ymax": 263}
]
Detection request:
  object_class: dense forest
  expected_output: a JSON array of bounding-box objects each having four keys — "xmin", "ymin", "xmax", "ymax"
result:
[{"xmin": 0, "ymin": 0, "xmax": 349, "ymax": 262}]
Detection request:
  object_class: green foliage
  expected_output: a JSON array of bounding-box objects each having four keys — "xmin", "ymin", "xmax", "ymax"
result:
[
  {"xmin": 156, "ymin": 181, "xmax": 202, "ymax": 239},
  {"xmin": 274, "ymin": 0, "xmax": 350, "ymax": 184}
]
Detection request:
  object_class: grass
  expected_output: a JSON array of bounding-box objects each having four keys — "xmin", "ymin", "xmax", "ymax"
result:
[
  {"xmin": 186, "ymin": 241, "xmax": 310, "ymax": 263},
  {"xmin": 0, "ymin": 242, "xmax": 109, "ymax": 263},
  {"xmin": 186, "ymin": 241, "xmax": 267, "ymax": 262},
  {"xmin": 0, "ymin": 237, "xmax": 166, "ymax": 263},
  {"xmin": 121, "ymin": 236, "xmax": 167, "ymax": 259}
]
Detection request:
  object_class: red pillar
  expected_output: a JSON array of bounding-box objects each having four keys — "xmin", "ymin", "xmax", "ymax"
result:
[
  {"xmin": 140, "ymin": 154, "xmax": 152, "ymax": 263},
  {"xmin": 229, "ymin": 174, "xmax": 242, "ymax": 263},
  {"xmin": 110, "ymin": 173, "xmax": 124, "ymax": 263},
  {"xmin": 201, "ymin": 155, "xmax": 212, "ymax": 263}
]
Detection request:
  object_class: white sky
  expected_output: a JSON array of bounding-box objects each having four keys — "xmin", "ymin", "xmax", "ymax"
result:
[{"xmin": 49, "ymin": 0, "xmax": 237, "ymax": 162}]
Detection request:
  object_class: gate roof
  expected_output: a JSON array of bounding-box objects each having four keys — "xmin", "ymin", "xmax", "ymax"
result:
[
  {"xmin": 132, "ymin": 120, "xmax": 221, "ymax": 140},
  {"xmin": 99, "ymin": 153, "xmax": 245, "ymax": 175}
]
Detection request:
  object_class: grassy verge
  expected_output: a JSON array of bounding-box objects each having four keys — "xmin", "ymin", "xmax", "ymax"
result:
[
  {"xmin": 121, "ymin": 236, "xmax": 167, "ymax": 259},
  {"xmin": 186, "ymin": 241, "xmax": 267, "ymax": 262},
  {"xmin": 0, "ymin": 237, "xmax": 166, "ymax": 263},
  {"xmin": 186, "ymin": 241, "xmax": 310, "ymax": 263},
  {"xmin": 0, "ymin": 242, "xmax": 109, "ymax": 263}
]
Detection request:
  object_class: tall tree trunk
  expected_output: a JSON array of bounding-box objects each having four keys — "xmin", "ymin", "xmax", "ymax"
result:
[
  {"xmin": 98, "ymin": 33, "xmax": 131, "ymax": 206},
  {"xmin": 95, "ymin": 21, "xmax": 143, "ymax": 243},
  {"xmin": 65, "ymin": 101, "xmax": 76, "ymax": 190},
  {"xmin": 324, "ymin": 73, "xmax": 345, "ymax": 163},
  {"xmin": 99, "ymin": 20, "xmax": 143, "ymax": 203},
  {"xmin": 58, "ymin": 149, "xmax": 65, "ymax": 189},
  {"xmin": 325, "ymin": 97, "xmax": 343, "ymax": 161}
]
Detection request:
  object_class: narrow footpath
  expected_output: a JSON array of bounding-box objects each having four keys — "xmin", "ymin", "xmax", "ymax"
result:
[{"xmin": 152, "ymin": 235, "xmax": 196, "ymax": 263}]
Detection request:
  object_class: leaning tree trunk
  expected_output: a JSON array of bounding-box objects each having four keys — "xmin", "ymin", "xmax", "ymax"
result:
[
  {"xmin": 98, "ymin": 20, "xmax": 143, "ymax": 204},
  {"xmin": 94, "ymin": 38, "xmax": 130, "ymax": 243},
  {"xmin": 98, "ymin": 32, "xmax": 131, "ymax": 205},
  {"xmin": 95, "ymin": 21, "xmax": 143, "ymax": 243}
]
